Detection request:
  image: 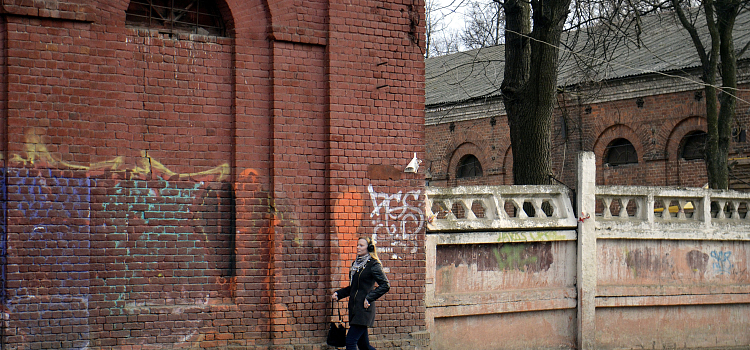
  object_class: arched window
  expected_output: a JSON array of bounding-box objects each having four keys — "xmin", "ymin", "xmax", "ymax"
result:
[
  {"xmin": 605, "ymin": 138, "xmax": 638, "ymax": 166},
  {"xmin": 457, "ymin": 155, "xmax": 483, "ymax": 178},
  {"xmin": 681, "ymin": 131, "xmax": 707, "ymax": 160},
  {"xmin": 126, "ymin": 0, "xmax": 229, "ymax": 37}
]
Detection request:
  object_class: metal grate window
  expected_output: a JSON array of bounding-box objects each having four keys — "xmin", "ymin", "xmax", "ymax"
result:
[
  {"xmin": 681, "ymin": 131, "xmax": 706, "ymax": 160},
  {"xmin": 126, "ymin": 0, "xmax": 228, "ymax": 37},
  {"xmin": 457, "ymin": 155, "xmax": 483, "ymax": 178},
  {"xmin": 605, "ymin": 138, "xmax": 638, "ymax": 166}
]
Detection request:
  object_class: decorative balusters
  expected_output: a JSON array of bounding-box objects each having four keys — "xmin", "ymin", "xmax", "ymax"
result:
[
  {"xmin": 427, "ymin": 185, "xmax": 750, "ymax": 233},
  {"xmin": 598, "ymin": 196, "xmax": 640, "ymax": 219},
  {"xmin": 619, "ymin": 197, "xmax": 633, "ymax": 218},
  {"xmin": 594, "ymin": 187, "xmax": 750, "ymax": 228},
  {"xmin": 425, "ymin": 186, "xmax": 577, "ymax": 231},
  {"xmin": 600, "ymin": 197, "xmax": 613, "ymax": 219},
  {"xmin": 710, "ymin": 198, "xmax": 750, "ymax": 221}
]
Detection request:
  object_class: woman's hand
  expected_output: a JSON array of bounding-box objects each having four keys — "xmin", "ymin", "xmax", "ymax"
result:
[
  {"xmin": 363, "ymin": 299, "xmax": 370, "ymax": 308},
  {"xmin": 332, "ymin": 292, "xmax": 338, "ymax": 301}
]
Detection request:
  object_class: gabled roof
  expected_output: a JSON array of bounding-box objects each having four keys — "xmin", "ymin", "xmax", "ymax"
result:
[{"xmin": 426, "ymin": 9, "xmax": 750, "ymax": 107}]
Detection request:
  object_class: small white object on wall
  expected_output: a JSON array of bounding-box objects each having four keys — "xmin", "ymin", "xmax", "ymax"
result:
[{"xmin": 404, "ymin": 153, "xmax": 421, "ymax": 173}]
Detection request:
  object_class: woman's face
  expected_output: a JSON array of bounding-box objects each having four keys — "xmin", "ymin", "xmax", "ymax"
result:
[{"xmin": 357, "ymin": 239, "xmax": 369, "ymax": 257}]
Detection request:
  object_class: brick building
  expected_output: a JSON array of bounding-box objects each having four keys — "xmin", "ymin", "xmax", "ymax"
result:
[
  {"xmin": 425, "ymin": 11, "xmax": 750, "ymax": 191},
  {"xmin": 0, "ymin": 0, "xmax": 427, "ymax": 349}
]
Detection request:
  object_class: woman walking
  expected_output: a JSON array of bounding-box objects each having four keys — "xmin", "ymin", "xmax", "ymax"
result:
[{"xmin": 332, "ymin": 236, "xmax": 390, "ymax": 350}]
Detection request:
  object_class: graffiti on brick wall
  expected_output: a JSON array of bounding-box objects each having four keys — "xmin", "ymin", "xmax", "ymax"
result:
[
  {"xmin": 4, "ymin": 292, "xmax": 90, "ymax": 350},
  {"xmin": 5, "ymin": 170, "xmax": 91, "ymax": 350},
  {"xmin": 13, "ymin": 170, "xmax": 92, "ymax": 228},
  {"xmin": 104, "ymin": 178, "xmax": 202, "ymax": 226},
  {"xmin": 9, "ymin": 128, "xmax": 233, "ymax": 257},
  {"xmin": 367, "ymin": 184, "xmax": 424, "ymax": 258},
  {"xmin": 99, "ymin": 176, "xmax": 235, "ymax": 275},
  {"xmin": 10, "ymin": 128, "xmax": 230, "ymax": 181},
  {"xmin": 131, "ymin": 150, "xmax": 230, "ymax": 181},
  {"xmin": 711, "ymin": 250, "xmax": 734, "ymax": 275},
  {"xmin": 10, "ymin": 128, "xmax": 122, "ymax": 172},
  {"xmin": 2, "ymin": 128, "xmax": 236, "ymax": 348}
]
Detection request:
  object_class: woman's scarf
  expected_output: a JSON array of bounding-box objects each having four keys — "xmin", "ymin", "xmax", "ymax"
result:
[{"xmin": 350, "ymin": 254, "xmax": 370, "ymax": 280}]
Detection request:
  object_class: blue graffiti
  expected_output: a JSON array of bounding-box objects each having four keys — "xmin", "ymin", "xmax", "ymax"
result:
[
  {"xmin": 6, "ymin": 169, "xmax": 91, "ymax": 350},
  {"xmin": 103, "ymin": 177, "xmax": 202, "ymax": 231},
  {"xmin": 12, "ymin": 169, "xmax": 91, "ymax": 235},
  {"xmin": 710, "ymin": 250, "xmax": 734, "ymax": 275}
]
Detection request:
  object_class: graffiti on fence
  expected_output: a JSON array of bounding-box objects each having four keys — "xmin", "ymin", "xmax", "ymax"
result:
[
  {"xmin": 436, "ymin": 243, "xmax": 553, "ymax": 272},
  {"xmin": 497, "ymin": 231, "xmax": 567, "ymax": 243},
  {"xmin": 710, "ymin": 250, "xmax": 734, "ymax": 275},
  {"xmin": 686, "ymin": 249, "xmax": 709, "ymax": 273},
  {"xmin": 624, "ymin": 248, "xmax": 674, "ymax": 278}
]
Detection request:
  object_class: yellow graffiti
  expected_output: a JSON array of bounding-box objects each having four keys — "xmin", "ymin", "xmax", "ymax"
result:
[
  {"xmin": 10, "ymin": 128, "xmax": 229, "ymax": 181},
  {"xmin": 133, "ymin": 150, "xmax": 230, "ymax": 181},
  {"xmin": 497, "ymin": 231, "xmax": 566, "ymax": 243},
  {"xmin": 9, "ymin": 129, "xmax": 118, "ymax": 170}
]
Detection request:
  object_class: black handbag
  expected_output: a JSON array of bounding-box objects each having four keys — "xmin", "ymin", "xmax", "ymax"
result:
[{"xmin": 326, "ymin": 302, "xmax": 347, "ymax": 347}]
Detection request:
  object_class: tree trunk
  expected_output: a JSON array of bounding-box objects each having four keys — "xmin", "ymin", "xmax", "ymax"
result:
[
  {"xmin": 672, "ymin": 0, "xmax": 737, "ymax": 189},
  {"xmin": 710, "ymin": 1, "xmax": 739, "ymax": 189},
  {"xmin": 703, "ymin": 82, "xmax": 722, "ymax": 188},
  {"xmin": 501, "ymin": 0, "xmax": 571, "ymax": 185}
]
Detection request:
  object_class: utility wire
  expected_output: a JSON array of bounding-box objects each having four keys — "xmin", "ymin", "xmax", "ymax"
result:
[{"xmin": 504, "ymin": 26, "xmax": 750, "ymax": 107}]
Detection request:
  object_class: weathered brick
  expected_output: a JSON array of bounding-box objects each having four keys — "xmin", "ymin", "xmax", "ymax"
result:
[
  {"xmin": 1, "ymin": 0, "xmax": 425, "ymax": 348},
  {"xmin": 427, "ymin": 86, "xmax": 749, "ymax": 189}
]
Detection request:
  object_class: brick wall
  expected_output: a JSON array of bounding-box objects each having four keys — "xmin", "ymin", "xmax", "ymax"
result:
[
  {"xmin": 426, "ymin": 108, "xmax": 510, "ymax": 187},
  {"xmin": 0, "ymin": 0, "xmax": 426, "ymax": 349},
  {"xmin": 426, "ymin": 83, "xmax": 750, "ymax": 191}
]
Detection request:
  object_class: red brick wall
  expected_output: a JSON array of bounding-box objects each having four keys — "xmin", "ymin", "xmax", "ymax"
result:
[
  {"xmin": 426, "ymin": 113, "xmax": 509, "ymax": 187},
  {"xmin": 327, "ymin": 0, "xmax": 427, "ymax": 344},
  {"xmin": 0, "ymin": 0, "xmax": 426, "ymax": 349},
  {"xmin": 427, "ymin": 87, "xmax": 750, "ymax": 190}
]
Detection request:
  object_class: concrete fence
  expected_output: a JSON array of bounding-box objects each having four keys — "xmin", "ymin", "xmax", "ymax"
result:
[{"xmin": 424, "ymin": 152, "xmax": 750, "ymax": 350}]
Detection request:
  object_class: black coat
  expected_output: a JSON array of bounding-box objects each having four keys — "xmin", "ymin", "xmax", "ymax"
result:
[{"xmin": 336, "ymin": 258, "xmax": 390, "ymax": 327}]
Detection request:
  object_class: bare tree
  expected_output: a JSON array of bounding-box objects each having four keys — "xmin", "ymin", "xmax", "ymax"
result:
[
  {"xmin": 426, "ymin": 0, "xmax": 465, "ymax": 57},
  {"xmin": 430, "ymin": 30, "xmax": 463, "ymax": 57},
  {"xmin": 461, "ymin": 0, "xmax": 505, "ymax": 49},
  {"xmin": 565, "ymin": 0, "xmax": 748, "ymax": 189},
  {"xmin": 671, "ymin": 0, "xmax": 748, "ymax": 189},
  {"xmin": 501, "ymin": 0, "xmax": 572, "ymax": 185},
  {"xmin": 589, "ymin": 0, "xmax": 748, "ymax": 189},
  {"xmin": 428, "ymin": 0, "xmax": 748, "ymax": 188}
]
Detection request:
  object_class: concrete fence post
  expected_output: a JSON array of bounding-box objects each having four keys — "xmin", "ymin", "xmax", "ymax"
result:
[{"xmin": 576, "ymin": 151, "xmax": 597, "ymax": 350}]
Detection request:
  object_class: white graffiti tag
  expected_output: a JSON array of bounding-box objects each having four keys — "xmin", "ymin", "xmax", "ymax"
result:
[{"xmin": 368, "ymin": 184, "xmax": 424, "ymax": 242}]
